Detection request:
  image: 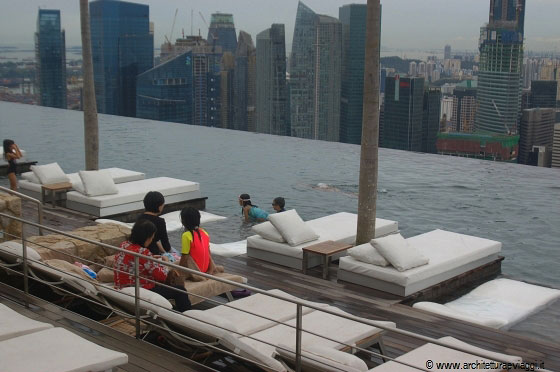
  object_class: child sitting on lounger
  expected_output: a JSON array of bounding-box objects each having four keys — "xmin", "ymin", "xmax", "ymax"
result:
[
  {"xmin": 179, "ymin": 207, "xmax": 224, "ymax": 281},
  {"xmin": 239, "ymin": 193, "xmax": 269, "ymax": 222},
  {"xmin": 137, "ymin": 191, "xmax": 172, "ymax": 256},
  {"xmin": 114, "ymin": 220, "xmax": 191, "ymax": 312}
]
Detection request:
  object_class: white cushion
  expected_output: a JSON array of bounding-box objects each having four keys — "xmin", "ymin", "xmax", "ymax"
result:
[
  {"xmin": 21, "ymin": 172, "xmax": 40, "ymax": 183},
  {"xmin": 372, "ymin": 233, "xmax": 429, "ymax": 272},
  {"xmin": 0, "ymin": 241, "xmax": 42, "ymax": 263},
  {"xmin": 219, "ymin": 333, "xmax": 287, "ymax": 372},
  {"xmin": 252, "ymin": 222, "xmax": 285, "ymax": 243},
  {"xmin": 0, "ymin": 303, "xmax": 53, "ymax": 341},
  {"xmin": 30, "ymin": 162, "xmax": 69, "ymax": 184},
  {"xmin": 184, "ymin": 310, "xmax": 238, "ymax": 335},
  {"xmin": 348, "ymin": 243, "xmax": 389, "ymax": 267},
  {"xmin": 276, "ymin": 344, "xmax": 368, "ymax": 372},
  {"xmin": 98, "ymin": 285, "xmax": 172, "ymax": 313},
  {"xmin": 413, "ymin": 302, "xmax": 508, "ymax": 329},
  {"xmin": 268, "ymin": 209, "xmax": 319, "ymax": 247},
  {"xmin": 79, "ymin": 170, "xmax": 119, "ymax": 197}
]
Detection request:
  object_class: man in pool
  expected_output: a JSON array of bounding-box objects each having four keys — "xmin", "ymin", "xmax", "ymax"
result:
[{"xmin": 272, "ymin": 197, "xmax": 286, "ymax": 213}]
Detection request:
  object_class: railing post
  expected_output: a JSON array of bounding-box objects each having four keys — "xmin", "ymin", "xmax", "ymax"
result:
[
  {"xmin": 134, "ymin": 255, "xmax": 141, "ymax": 339},
  {"xmin": 38, "ymin": 203, "xmax": 44, "ymax": 236},
  {"xmin": 22, "ymin": 235, "xmax": 29, "ymax": 308},
  {"xmin": 295, "ymin": 303, "xmax": 302, "ymax": 372}
]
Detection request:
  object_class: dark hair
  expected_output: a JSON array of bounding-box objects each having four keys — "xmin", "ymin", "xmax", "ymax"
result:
[
  {"xmin": 3, "ymin": 139, "xmax": 14, "ymax": 158},
  {"xmin": 143, "ymin": 191, "xmax": 165, "ymax": 213},
  {"xmin": 239, "ymin": 193, "xmax": 253, "ymax": 208},
  {"xmin": 181, "ymin": 207, "xmax": 202, "ymax": 242},
  {"xmin": 129, "ymin": 220, "xmax": 157, "ymax": 247},
  {"xmin": 273, "ymin": 197, "xmax": 285, "ymax": 209}
]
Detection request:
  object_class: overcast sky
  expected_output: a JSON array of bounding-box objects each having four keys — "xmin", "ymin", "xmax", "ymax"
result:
[{"xmin": 0, "ymin": 0, "xmax": 559, "ymax": 53}]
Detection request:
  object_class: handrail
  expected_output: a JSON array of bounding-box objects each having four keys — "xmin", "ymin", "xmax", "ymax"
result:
[
  {"xmin": 0, "ymin": 186, "xmax": 43, "ymax": 235},
  {"xmin": 0, "ymin": 211, "xmax": 528, "ymax": 370}
]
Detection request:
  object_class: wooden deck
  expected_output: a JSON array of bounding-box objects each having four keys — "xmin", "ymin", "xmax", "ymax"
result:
[{"xmin": 9, "ymin": 200, "xmax": 560, "ymax": 371}]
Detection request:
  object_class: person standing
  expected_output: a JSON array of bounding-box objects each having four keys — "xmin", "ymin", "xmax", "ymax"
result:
[{"xmin": 3, "ymin": 139, "xmax": 22, "ymax": 191}]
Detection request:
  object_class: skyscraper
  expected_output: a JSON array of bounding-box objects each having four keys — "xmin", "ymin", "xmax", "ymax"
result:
[
  {"xmin": 475, "ymin": 0, "xmax": 525, "ymax": 134},
  {"xmin": 444, "ymin": 44, "xmax": 452, "ymax": 60},
  {"xmin": 35, "ymin": 9, "xmax": 66, "ymax": 109},
  {"xmin": 90, "ymin": 0, "xmax": 153, "ymax": 117},
  {"xmin": 422, "ymin": 87, "xmax": 442, "ymax": 153},
  {"xmin": 233, "ymin": 31, "xmax": 256, "ymax": 131},
  {"xmin": 451, "ymin": 80, "xmax": 478, "ymax": 133},
  {"xmin": 339, "ymin": 4, "xmax": 366, "ymax": 145},
  {"xmin": 531, "ymin": 81, "xmax": 557, "ymax": 109},
  {"xmin": 551, "ymin": 123, "xmax": 560, "ymax": 169},
  {"xmin": 256, "ymin": 24, "xmax": 290, "ymax": 136},
  {"xmin": 220, "ymin": 52, "xmax": 235, "ymax": 129},
  {"xmin": 136, "ymin": 52, "xmax": 193, "ymax": 124},
  {"xmin": 518, "ymin": 108, "xmax": 555, "ymax": 166},
  {"xmin": 290, "ymin": 2, "xmax": 342, "ymax": 141},
  {"xmin": 384, "ymin": 76, "xmax": 425, "ymax": 151},
  {"xmin": 207, "ymin": 13, "xmax": 238, "ymax": 54}
]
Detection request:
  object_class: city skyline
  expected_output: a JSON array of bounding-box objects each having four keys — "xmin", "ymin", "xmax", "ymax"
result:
[{"xmin": 1, "ymin": 0, "xmax": 559, "ymax": 53}]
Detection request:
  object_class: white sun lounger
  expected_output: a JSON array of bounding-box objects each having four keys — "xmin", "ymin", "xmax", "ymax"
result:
[
  {"xmin": 0, "ymin": 303, "xmax": 53, "ymax": 341},
  {"xmin": 66, "ymin": 177, "xmax": 201, "ymax": 217},
  {"xmin": 0, "ymin": 327, "xmax": 128, "ymax": 372},
  {"xmin": 338, "ymin": 229, "xmax": 502, "ymax": 296},
  {"xmin": 413, "ymin": 278, "xmax": 560, "ymax": 329},
  {"xmin": 18, "ymin": 167, "xmax": 146, "ymax": 201},
  {"xmin": 247, "ymin": 213, "xmax": 399, "ymax": 269}
]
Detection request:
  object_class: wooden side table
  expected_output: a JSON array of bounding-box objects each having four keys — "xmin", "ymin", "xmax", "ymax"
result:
[
  {"xmin": 302, "ymin": 240, "xmax": 353, "ymax": 279},
  {"xmin": 41, "ymin": 182, "xmax": 73, "ymax": 208}
]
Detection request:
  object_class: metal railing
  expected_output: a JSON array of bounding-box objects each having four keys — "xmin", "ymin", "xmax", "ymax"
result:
[
  {"xmin": 0, "ymin": 186, "xmax": 43, "ymax": 235},
  {"xmin": 0, "ymin": 212, "xmax": 533, "ymax": 372}
]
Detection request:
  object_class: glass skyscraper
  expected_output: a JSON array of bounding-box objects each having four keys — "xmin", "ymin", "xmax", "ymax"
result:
[
  {"xmin": 290, "ymin": 2, "xmax": 342, "ymax": 141},
  {"xmin": 475, "ymin": 0, "xmax": 525, "ymax": 134},
  {"xmin": 383, "ymin": 76, "xmax": 425, "ymax": 151},
  {"xmin": 339, "ymin": 4, "xmax": 367, "ymax": 145},
  {"xmin": 136, "ymin": 52, "xmax": 193, "ymax": 124},
  {"xmin": 256, "ymin": 24, "xmax": 290, "ymax": 136},
  {"xmin": 233, "ymin": 31, "xmax": 256, "ymax": 132},
  {"xmin": 35, "ymin": 9, "xmax": 66, "ymax": 109},
  {"xmin": 207, "ymin": 13, "xmax": 238, "ymax": 54},
  {"xmin": 90, "ymin": 0, "xmax": 153, "ymax": 117},
  {"xmin": 422, "ymin": 88, "xmax": 442, "ymax": 153}
]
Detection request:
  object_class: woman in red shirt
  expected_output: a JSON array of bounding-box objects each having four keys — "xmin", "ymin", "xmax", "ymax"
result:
[{"xmin": 114, "ymin": 220, "xmax": 191, "ymax": 312}]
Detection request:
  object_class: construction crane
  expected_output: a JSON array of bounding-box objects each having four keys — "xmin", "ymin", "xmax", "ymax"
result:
[
  {"xmin": 164, "ymin": 9, "xmax": 179, "ymax": 44},
  {"xmin": 491, "ymin": 99, "xmax": 511, "ymax": 135}
]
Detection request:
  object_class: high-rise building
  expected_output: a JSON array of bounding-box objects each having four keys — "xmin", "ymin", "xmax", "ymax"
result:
[
  {"xmin": 289, "ymin": 2, "xmax": 342, "ymax": 141},
  {"xmin": 339, "ymin": 3, "xmax": 366, "ymax": 144},
  {"xmin": 220, "ymin": 52, "xmax": 235, "ymax": 129},
  {"xmin": 531, "ymin": 80, "xmax": 557, "ymax": 109},
  {"xmin": 451, "ymin": 80, "xmax": 477, "ymax": 133},
  {"xmin": 233, "ymin": 31, "xmax": 256, "ymax": 131},
  {"xmin": 551, "ymin": 123, "xmax": 560, "ymax": 168},
  {"xmin": 136, "ymin": 52, "xmax": 193, "ymax": 124},
  {"xmin": 444, "ymin": 44, "xmax": 452, "ymax": 60},
  {"xmin": 90, "ymin": 0, "xmax": 154, "ymax": 117},
  {"xmin": 192, "ymin": 47, "xmax": 222, "ymax": 127},
  {"xmin": 422, "ymin": 87, "xmax": 442, "ymax": 153},
  {"xmin": 256, "ymin": 24, "xmax": 290, "ymax": 136},
  {"xmin": 475, "ymin": 0, "xmax": 525, "ymax": 134},
  {"xmin": 409, "ymin": 61, "xmax": 417, "ymax": 76},
  {"xmin": 35, "ymin": 9, "xmax": 66, "ymax": 109},
  {"xmin": 518, "ymin": 108, "xmax": 555, "ymax": 166},
  {"xmin": 384, "ymin": 76, "xmax": 425, "ymax": 151},
  {"xmin": 207, "ymin": 13, "xmax": 237, "ymax": 54}
]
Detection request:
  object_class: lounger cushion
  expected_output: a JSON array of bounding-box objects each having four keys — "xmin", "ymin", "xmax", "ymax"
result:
[
  {"xmin": 412, "ymin": 301, "xmax": 507, "ymax": 329},
  {"xmin": 268, "ymin": 210, "xmax": 319, "ymax": 246},
  {"xmin": 0, "ymin": 303, "xmax": 53, "ymax": 341},
  {"xmin": 184, "ymin": 272, "xmax": 248, "ymax": 306},
  {"xmin": 96, "ymin": 268, "xmax": 114, "ymax": 283},
  {"xmin": 220, "ymin": 333, "xmax": 287, "ymax": 372},
  {"xmin": 45, "ymin": 259, "xmax": 95, "ymax": 281},
  {"xmin": 276, "ymin": 344, "xmax": 368, "ymax": 372},
  {"xmin": 28, "ymin": 261, "xmax": 98, "ymax": 297},
  {"xmin": 184, "ymin": 310, "xmax": 239, "ymax": 335},
  {"xmin": 0, "ymin": 327, "xmax": 128, "ymax": 372},
  {"xmin": 252, "ymin": 222, "xmax": 285, "ymax": 243},
  {"xmin": 79, "ymin": 170, "xmax": 119, "ymax": 197},
  {"xmin": 373, "ymin": 234, "xmax": 429, "ymax": 272},
  {"xmin": 348, "ymin": 243, "xmax": 389, "ymax": 267},
  {"xmin": 98, "ymin": 285, "xmax": 172, "ymax": 313},
  {"xmin": 0, "ymin": 241, "xmax": 41, "ymax": 263},
  {"xmin": 21, "ymin": 171, "xmax": 40, "ymax": 183},
  {"xmin": 31, "ymin": 162, "xmax": 69, "ymax": 184},
  {"xmin": 339, "ymin": 230, "xmax": 502, "ymax": 288},
  {"xmin": 67, "ymin": 177, "xmax": 199, "ymax": 208}
]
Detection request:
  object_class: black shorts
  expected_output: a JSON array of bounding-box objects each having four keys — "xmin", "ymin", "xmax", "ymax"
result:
[{"xmin": 7, "ymin": 160, "xmax": 16, "ymax": 175}]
